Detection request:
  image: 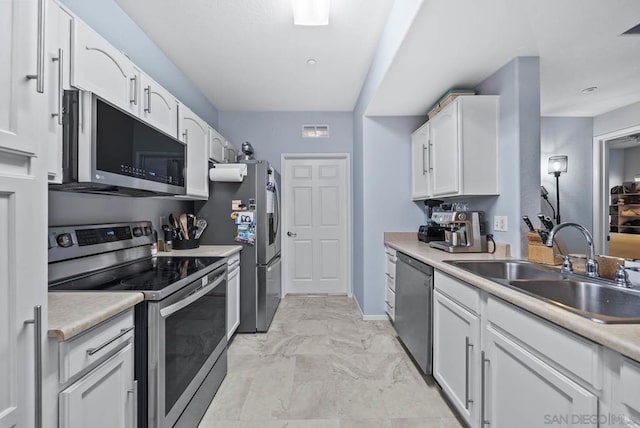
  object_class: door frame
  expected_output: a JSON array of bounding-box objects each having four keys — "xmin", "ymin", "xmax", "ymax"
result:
[
  {"xmin": 280, "ymin": 153, "xmax": 352, "ymax": 297},
  {"xmin": 592, "ymin": 124, "xmax": 640, "ymax": 254}
]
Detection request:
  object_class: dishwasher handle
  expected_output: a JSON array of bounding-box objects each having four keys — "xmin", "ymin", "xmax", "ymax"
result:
[{"xmin": 396, "ymin": 252, "xmax": 433, "ymax": 276}]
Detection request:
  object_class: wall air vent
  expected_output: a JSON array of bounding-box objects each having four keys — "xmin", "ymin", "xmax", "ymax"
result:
[
  {"xmin": 621, "ymin": 23, "xmax": 640, "ymax": 35},
  {"xmin": 302, "ymin": 125, "xmax": 330, "ymax": 138}
]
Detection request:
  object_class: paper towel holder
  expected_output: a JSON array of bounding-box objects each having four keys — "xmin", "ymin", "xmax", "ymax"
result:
[{"xmin": 209, "ymin": 163, "xmax": 248, "ymax": 183}]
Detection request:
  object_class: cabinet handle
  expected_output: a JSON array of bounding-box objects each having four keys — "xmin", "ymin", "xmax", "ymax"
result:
[
  {"xmin": 26, "ymin": 0, "xmax": 46, "ymax": 93},
  {"xmin": 144, "ymin": 85, "xmax": 152, "ymax": 113},
  {"xmin": 422, "ymin": 144, "xmax": 428, "ymax": 175},
  {"xmin": 182, "ymin": 129, "xmax": 188, "ymax": 143},
  {"xmin": 465, "ymin": 336, "xmax": 473, "ymax": 410},
  {"xmin": 481, "ymin": 350, "xmax": 490, "ymax": 426},
  {"xmin": 24, "ymin": 305, "xmax": 42, "ymax": 428},
  {"xmin": 128, "ymin": 380, "xmax": 138, "ymax": 428},
  {"xmin": 51, "ymin": 49, "xmax": 64, "ymax": 125},
  {"xmin": 130, "ymin": 75, "xmax": 138, "ymax": 105},
  {"xmin": 428, "ymin": 140, "xmax": 434, "ymax": 172},
  {"xmin": 86, "ymin": 326, "xmax": 134, "ymax": 356}
]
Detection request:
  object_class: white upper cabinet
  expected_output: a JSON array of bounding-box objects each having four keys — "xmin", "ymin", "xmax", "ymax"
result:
[
  {"xmin": 209, "ymin": 127, "xmax": 226, "ymax": 163},
  {"xmin": 46, "ymin": 1, "xmax": 73, "ymax": 183},
  {"xmin": 139, "ymin": 70, "xmax": 179, "ymax": 138},
  {"xmin": 0, "ymin": 0, "xmax": 47, "ymax": 156},
  {"xmin": 411, "ymin": 121, "xmax": 431, "ymax": 199},
  {"xmin": 412, "ymin": 96, "xmax": 499, "ymax": 199},
  {"xmin": 179, "ymin": 105, "xmax": 209, "ymax": 199},
  {"xmin": 71, "ymin": 20, "xmax": 139, "ymax": 115}
]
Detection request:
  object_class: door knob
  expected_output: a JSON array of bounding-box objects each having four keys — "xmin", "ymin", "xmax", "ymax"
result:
[{"xmin": 287, "ymin": 231, "xmax": 297, "ymax": 237}]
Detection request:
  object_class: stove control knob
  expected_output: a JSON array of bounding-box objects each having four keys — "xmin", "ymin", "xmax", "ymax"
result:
[
  {"xmin": 132, "ymin": 227, "xmax": 143, "ymax": 237},
  {"xmin": 56, "ymin": 233, "xmax": 73, "ymax": 248}
]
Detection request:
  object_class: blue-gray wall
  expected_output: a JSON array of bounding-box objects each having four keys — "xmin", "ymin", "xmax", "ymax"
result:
[
  {"xmin": 594, "ymin": 101, "xmax": 640, "ymax": 137},
  {"xmin": 217, "ymin": 111, "xmax": 354, "ymax": 171},
  {"xmin": 540, "ymin": 117, "xmax": 594, "ymax": 253},
  {"xmin": 472, "ymin": 57, "xmax": 541, "ymax": 258},
  {"xmin": 59, "ymin": 0, "xmax": 219, "ymax": 126}
]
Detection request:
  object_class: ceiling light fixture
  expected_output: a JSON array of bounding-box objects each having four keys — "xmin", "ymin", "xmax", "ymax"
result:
[
  {"xmin": 581, "ymin": 86, "xmax": 598, "ymax": 94},
  {"xmin": 306, "ymin": 58, "xmax": 317, "ymax": 65},
  {"xmin": 292, "ymin": 0, "xmax": 330, "ymax": 26}
]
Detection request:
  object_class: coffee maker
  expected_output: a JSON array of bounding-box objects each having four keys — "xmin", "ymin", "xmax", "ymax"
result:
[
  {"xmin": 417, "ymin": 199, "xmax": 446, "ymax": 243},
  {"xmin": 429, "ymin": 211, "xmax": 488, "ymax": 253}
]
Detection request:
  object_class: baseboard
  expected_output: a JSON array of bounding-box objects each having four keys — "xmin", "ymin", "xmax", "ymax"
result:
[{"xmin": 353, "ymin": 295, "xmax": 390, "ymax": 321}]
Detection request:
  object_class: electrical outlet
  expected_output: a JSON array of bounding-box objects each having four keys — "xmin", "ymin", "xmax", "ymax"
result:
[{"xmin": 494, "ymin": 216, "xmax": 508, "ymax": 232}]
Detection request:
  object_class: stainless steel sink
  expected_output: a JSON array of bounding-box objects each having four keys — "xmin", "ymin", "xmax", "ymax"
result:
[
  {"xmin": 445, "ymin": 260, "xmax": 640, "ymax": 323},
  {"xmin": 447, "ymin": 260, "xmax": 565, "ymax": 281},
  {"xmin": 508, "ymin": 279, "xmax": 640, "ymax": 323}
]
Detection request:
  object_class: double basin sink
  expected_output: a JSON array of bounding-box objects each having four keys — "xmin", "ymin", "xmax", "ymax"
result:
[{"xmin": 446, "ymin": 260, "xmax": 640, "ymax": 324}]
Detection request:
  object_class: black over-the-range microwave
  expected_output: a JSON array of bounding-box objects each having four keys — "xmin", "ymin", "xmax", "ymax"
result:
[{"xmin": 51, "ymin": 90, "xmax": 186, "ymax": 196}]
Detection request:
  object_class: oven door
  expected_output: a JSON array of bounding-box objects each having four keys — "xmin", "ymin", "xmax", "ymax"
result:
[{"xmin": 148, "ymin": 265, "xmax": 227, "ymax": 428}]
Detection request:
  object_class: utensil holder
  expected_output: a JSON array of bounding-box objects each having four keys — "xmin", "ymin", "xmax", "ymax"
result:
[
  {"xmin": 527, "ymin": 232, "xmax": 561, "ymax": 265},
  {"xmin": 172, "ymin": 239, "xmax": 200, "ymax": 250}
]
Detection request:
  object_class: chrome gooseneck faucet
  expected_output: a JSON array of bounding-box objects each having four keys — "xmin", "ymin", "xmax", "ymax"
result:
[{"xmin": 545, "ymin": 222, "xmax": 599, "ymax": 278}]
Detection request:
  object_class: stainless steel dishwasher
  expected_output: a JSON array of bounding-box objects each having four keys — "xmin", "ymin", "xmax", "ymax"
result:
[{"xmin": 394, "ymin": 252, "xmax": 434, "ymax": 375}]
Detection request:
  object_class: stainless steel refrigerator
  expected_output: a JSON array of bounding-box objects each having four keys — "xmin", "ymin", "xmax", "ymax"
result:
[{"xmin": 196, "ymin": 160, "xmax": 281, "ymax": 333}]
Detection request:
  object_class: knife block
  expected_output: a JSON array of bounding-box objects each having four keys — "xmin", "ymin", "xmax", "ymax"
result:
[{"xmin": 527, "ymin": 232, "xmax": 562, "ymax": 265}]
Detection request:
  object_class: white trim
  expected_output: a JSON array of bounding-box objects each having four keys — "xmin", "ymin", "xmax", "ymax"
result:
[
  {"xmin": 280, "ymin": 153, "xmax": 353, "ymax": 298},
  {"xmin": 353, "ymin": 293, "xmax": 389, "ymax": 321},
  {"xmin": 592, "ymin": 124, "xmax": 640, "ymax": 254}
]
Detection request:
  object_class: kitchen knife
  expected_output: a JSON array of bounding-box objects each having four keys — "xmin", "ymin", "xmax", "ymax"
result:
[
  {"xmin": 537, "ymin": 213, "xmax": 550, "ymax": 231},
  {"xmin": 522, "ymin": 216, "xmax": 535, "ymax": 232},
  {"xmin": 543, "ymin": 215, "xmax": 555, "ymax": 230}
]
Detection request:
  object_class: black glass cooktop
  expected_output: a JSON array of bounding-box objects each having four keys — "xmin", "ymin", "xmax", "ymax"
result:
[{"xmin": 49, "ymin": 256, "xmax": 225, "ymax": 292}]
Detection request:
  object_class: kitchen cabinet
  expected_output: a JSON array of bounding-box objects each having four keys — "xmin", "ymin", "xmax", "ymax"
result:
[
  {"xmin": 0, "ymin": 1, "xmax": 49, "ymax": 427},
  {"xmin": 605, "ymin": 351, "xmax": 640, "ymax": 427},
  {"xmin": 223, "ymin": 141, "xmax": 238, "ymax": 163},
  {"xmin": 46, "ymin": 1, "xmax": 73, "ymax": 183},
  {"xmin": 412, "ymin": 96, "xmax": 499, "ymax": 199},
  {"xmin": 138, "ymin": 70, "xmax": 179, "ymax": 138},
  {"xmin": 178, "ymin": 105, "xmax": 210, "ymax": 199},
  {"xmin": 209, "ymin": 127, "xmax": 226, "ymax": 163},
  {"xmin": 384, "ymin": 246, "xmax": 396, "ymax": 321},
  {"xmin": 411, "ymin": 122, "xmax": 431, "ymax": 199},
  {"xmin": 433, "ymin": 290, "xmax": 480, "ymax": 426},
  {"xmin": 227, "ymin": 253, "xmax": 241, "ymax": 339},
  {"xmin": 71, "ymin": 19, "xmax": 139, "ymax": 115}
]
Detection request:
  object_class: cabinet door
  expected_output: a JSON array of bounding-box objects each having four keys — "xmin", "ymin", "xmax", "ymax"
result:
[
  {"xmin": 46, "ymin": 2, "xmax": 73, "ymax": 183},
  {"xmin": 433, "ymin": 291, "xmax": 480, "ymax": 426},
  {"xmin": 59, "ymin": 343, "xmax": 135, "ymax": 428},
  {"xmin": 71, "ymin": 20, "xmax": 139, "ymax": 115},
  {"xmin": 178, "ymin": 106, "xmax": 209, "ymax": 199},
  {"xmin": 227, "ymin": 265, "xmax": 240, "ymax": 339},
  {"xmin": 209, "ymin": 128, "xmax": 226, "ymax": 163},
  {"xmin": 430, "ymin": 102, "xmax": 460, "ymax": 196},
  {"xmin": 139, "ymin": 71, "xmax": 178, "ymax": 138},
  {"xmin": 482, "ymin": 326, "xmax": 598, "ymax": 428},
  {"xmin": 0, "ymin": 0, "xmax": 46, "ymax": 155},
  {"xmin": 411, "ymin": 122, "xmax": 431, "ymax": 199}
]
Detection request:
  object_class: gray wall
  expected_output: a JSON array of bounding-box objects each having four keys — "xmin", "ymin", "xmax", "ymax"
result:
[
  {"xmin": 540, "ymin": 117, "xmax": 594, "ymax": 253},
  {"xmin": 49, "ymin": 192, "xmax": 192, "ymax": 227},
  {"xmin": 472, "ymin": 57, "xmax": 541, "ymax": 258},
  {"xmin": 594, "ymin": 101, "xmax": 640, "ymax": 137},
  {"xmin": 217, "ymin": 111, "xmax": 354, "ymax": 171},
  {"xmin": 623, "ymin": 146, "xmax": 640, "ymax": 181},
  {"xmin": 59, "ymin": 0, "xmax": 219, "ymax": 126}
]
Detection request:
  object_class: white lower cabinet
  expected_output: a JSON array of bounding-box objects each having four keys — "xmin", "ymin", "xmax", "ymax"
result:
[
  {"xmin": 384, "ymin": 246, "xmax": 396, "ymax": 321},
  {"xmin": 433, "ymin": 270, "xmax": 604, "ymax": 428},
  {"xmin": 227, "ymin": 253, "xmax": 241, "ymax": 339},
  {"xmin": 433, "ymin": 290, "xmax": 480, "ymax": 426}
]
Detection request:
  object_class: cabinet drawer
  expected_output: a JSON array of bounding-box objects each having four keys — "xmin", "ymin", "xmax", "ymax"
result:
[
  {"xmin": 59, "ymin": 310, "xmax": 135, "ymax": 384},
  {"xmin": 386, "ymin": 273, "xmax": 395, "ymax": 292},
  {"xmin": 385, "ymin": 302, "xmax": 395, "ymax": 320},
  {"xmin": 228, "ymin": 252, "xmax": 240, "ymax": 270},
  {"xmin": 620, "ymin": 357, "xmax": 640, "ymax": 416},
  {"xmin": 385, "ymin": 286, "xmax": 396, "ymax": 308},
  {"xmin": 487, "ymin": 296, "xmax": 602, "ymax": 390},
  {"xmin": 385, "ymin": 257, "xmax": 396, "ymax": 279},
  {"xmin": 385, "ymin": 247, "xmax": 397, "ymax": 260},
  {"xmin": 434, "ymin": 270, "xmax": 480, "ymax": 315}
]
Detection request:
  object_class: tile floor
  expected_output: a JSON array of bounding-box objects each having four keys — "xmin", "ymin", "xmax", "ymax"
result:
[{"xmin": 199, "ymin": 295, "xmax": 462, "ymax": 428}]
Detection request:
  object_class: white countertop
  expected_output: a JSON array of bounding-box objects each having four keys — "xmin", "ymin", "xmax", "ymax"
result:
[
  {"xmin": 48, "ymin": 245, "xmax": 241, "ymax": 341},
  {"xmin": 385, "ymin": 232, "xmax": 640, "ymax": 362}
]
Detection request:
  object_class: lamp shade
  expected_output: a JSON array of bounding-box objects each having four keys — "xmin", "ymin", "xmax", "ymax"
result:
[{"xmin": 548, "ymin": 155, "xmax": 568, "ymax": 174}]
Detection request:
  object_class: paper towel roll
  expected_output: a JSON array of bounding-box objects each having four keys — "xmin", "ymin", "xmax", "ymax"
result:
[{"xmin": 209, "ymin": 164, "xmax": 247, "ymax": 182}]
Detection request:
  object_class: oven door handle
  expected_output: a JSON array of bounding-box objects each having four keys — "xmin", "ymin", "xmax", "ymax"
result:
[{"xmin": 160, "ymin": 273, "xmax": 225, "ymax": 318}]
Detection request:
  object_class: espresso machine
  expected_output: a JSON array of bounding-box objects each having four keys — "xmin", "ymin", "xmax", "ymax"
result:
[{"xmin": 429, "ymin": 211, "xmax": 488, "ymax": 253}]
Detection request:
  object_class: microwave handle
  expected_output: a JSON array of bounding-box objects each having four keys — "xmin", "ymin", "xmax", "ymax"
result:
[{"xmin": 160, "ymin": 272, "xmax": 225, "ymax": 318}]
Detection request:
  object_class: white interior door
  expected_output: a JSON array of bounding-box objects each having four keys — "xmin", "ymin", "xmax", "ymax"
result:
[{"xmin": 283, "ymin": 156, "xmax": 350, "ymax": 295}]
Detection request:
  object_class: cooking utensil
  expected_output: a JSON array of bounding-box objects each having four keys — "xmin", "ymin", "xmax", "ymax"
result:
[
  {"xmin": 522, "ymin": 216, "xmax": 535, "ymax": 232},
  {"xmin": 537, "ymin": 213, "xmax": 552, "ymax": 231},
  {"xmin": 195, "ymin": 218, "xmax": 207, "ymax": 239},
  {"xmin": 543, "ymin": 215, "xmax": 555, "ymax": 230},
  {"xmin": 180, "ymin": 214, "xmax": 189, "ymax": 240}
]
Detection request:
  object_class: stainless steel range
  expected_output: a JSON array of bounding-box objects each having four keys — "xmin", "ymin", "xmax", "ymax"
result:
[{"xmin": 48, "ymin": 221, "xmax": 228, "ymax": 428}]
